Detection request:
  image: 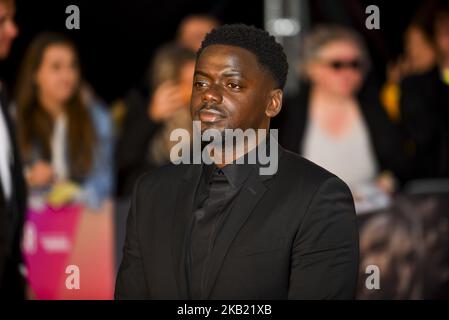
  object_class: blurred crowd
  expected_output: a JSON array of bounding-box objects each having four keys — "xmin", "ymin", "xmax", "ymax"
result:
[{"xmin": 0, "ymin": 0, "xmax": 448, "ymax": 299}]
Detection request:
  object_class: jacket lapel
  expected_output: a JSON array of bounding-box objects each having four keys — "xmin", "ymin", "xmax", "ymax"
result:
[
  {"xmin": 203, "ymin": 167, "xmax": 273, "ymax": 299},
  {"xmin": 171, "ymin": 164, "xmax": 202, "ymax": 299}
]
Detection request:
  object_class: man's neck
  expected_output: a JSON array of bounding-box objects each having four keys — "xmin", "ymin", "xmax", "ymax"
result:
[{"xmin": 210, "ymin": 133, "xmax": 267, "ymax": 168}]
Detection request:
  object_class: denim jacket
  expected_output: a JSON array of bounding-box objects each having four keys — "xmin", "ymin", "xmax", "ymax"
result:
[
  {"xmin": 23, "ymin": 101, "xmax": 115, "ymax": 210},
  {"xmin": 82, "ymin": 101, "xmax": 115, "ymax": 209}
]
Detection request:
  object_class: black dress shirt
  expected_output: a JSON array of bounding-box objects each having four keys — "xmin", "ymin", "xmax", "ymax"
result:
[{"xmin": 186, "ymin": 161, "xmax": 254, "ymax": 299}]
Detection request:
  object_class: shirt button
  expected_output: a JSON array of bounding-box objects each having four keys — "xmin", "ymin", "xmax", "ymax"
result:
[{"xmin": 195, "ymin": 209, "xmax": 205, "ymax": 219}]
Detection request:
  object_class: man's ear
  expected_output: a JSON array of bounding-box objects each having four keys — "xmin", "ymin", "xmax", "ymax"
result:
[{"xmin": 265, "ymin": 89, "xmax": 283, "ymax": 118}]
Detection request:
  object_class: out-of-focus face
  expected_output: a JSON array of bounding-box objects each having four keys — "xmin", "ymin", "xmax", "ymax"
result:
[
  {"xmin": 190, "ymin": 44, "xmax": 280, "ymax": 134},
  {"xmin": 435, "ymin": 16, "xmax": 449, "ymax": 61},
  {"xmin": 179, "ymin": 60, "xmax": 195, "ymax": 105},
  {"xmin": 307, "ymin": 40, "xmax": 364, "ymax": 97},
  {"xmin": 0, "ymin": 0, "xmax": 18, "ymax": 59},
  {"xmin": 178, "ymin": 17, "xmax": 217, "ymax": 52},
  {"xmin": 35, "ymin": 44, "xmax": 80, "ymax": 106},
  {"xmin": 405, "ymin": 26, "xmax": 436, "ymax": 72}
]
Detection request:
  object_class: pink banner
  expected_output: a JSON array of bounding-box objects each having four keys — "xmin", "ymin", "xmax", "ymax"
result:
[{"xmin": 22, "ymin": 201, "xmax": 114, "ymax": 300}]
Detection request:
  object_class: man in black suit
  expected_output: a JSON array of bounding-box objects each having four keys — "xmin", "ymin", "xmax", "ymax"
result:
[
  {"xmin": 0, "ymin": 0, "xmax": 27, "ymax": 299},
  {"xmin": 115, "ymin": 24, "xmax": 359, "ymax": 299}
]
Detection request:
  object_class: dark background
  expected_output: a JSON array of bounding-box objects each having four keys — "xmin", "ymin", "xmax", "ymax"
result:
[{"xmin": 0, "ymin": 0, "xmax": 430, "ymax": 103}]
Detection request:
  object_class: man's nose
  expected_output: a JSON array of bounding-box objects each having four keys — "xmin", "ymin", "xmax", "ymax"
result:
[{"xmin": 202, "ymin": 84, "xmax": 223, "ymax": 105}]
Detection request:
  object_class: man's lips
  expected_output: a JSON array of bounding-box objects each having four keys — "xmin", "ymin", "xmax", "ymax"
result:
[{"xmin": 198, "ymin": 109, "xmax": 226, "ymax": 123}]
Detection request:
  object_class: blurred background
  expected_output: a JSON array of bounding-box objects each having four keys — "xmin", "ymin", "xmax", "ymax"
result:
[
  {"xmin": 0, "ymin": 0, "xmax": 448, "ymax": 299},
  {"xmin": 0, "ymin": 0, "xmax": 438, "ymax": 102}
]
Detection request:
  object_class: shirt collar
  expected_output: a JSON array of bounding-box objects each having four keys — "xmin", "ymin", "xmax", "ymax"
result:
[
  {"xmin": 202, "ymin": 135, "xmax": 273, "ymax": 188},
  {"xmin": 202, "ymin": 162, "xmax": 254, "ymax": 189}
]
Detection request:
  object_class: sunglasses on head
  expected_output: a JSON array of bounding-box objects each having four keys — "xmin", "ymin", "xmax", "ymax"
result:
[{"xmin": 322, "ymin": 59, "xmax": 363, "ymax": 70}]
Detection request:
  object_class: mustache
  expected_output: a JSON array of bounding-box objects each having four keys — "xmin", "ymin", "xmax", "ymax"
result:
[{"xmin": 197, "ymin": 103, "xmax": 227, "ymax": 117}]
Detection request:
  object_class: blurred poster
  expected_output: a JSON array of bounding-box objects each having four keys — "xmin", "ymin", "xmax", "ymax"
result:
[
  {"xmin": 22, "ymin": 196, "xmax": 114, "ymax": 300},
  {"xmin": 357, "ymin": 193, "xmax": 449, "ymax": 299}
]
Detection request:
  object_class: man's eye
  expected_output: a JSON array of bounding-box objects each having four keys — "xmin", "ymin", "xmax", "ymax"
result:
[
  {"xmin": 194, "ymin": 81, "xmax": 208, "ymax": 88},
  {"xmin": 227, "ymin": 82, "xmax": 241, "ymax": 89}
]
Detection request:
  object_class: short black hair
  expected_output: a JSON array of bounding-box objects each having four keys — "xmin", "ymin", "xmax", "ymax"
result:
[{"xmin": 197, "ymin": 24, "xmax": 289, "ymax": 90}]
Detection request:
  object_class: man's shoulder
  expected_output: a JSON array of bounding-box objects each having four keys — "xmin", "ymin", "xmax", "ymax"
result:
[
  {"xmin": 279, "ymin": 147, "xmax": 340, "ymax": 187},
  {"xmin": 278, "ymin": 148, "xmax": 353, "ymax": 209},
  {"xmin": 133, "ymin": 163, "xmax": 190, "ymax": 192}
]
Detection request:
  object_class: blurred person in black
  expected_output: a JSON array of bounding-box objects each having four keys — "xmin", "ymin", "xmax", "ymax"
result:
[
  {"xmin": 116, "ymin": 44, "xmax": 196, "ymax": 197},
  {"xmin": 381, "ymin": 8, "xmax": 437, "ymax": 122},
  {"xmin": 400, "ymin": 2, "xmax": 449, "ymax": 181},
  {"xmin": 115, "ymin": 15, "xmax": 218, "ymax": 198},
  {"xmin": 279, "ymin": 26, "xmax": 410, "ymax": 212},
  {"xmin": 0, "ymin": 0, "xmax": 27, "ymax": 299},
  {"xmin": 115, "ymin": 24, "xmax": 358, "ymax": 299},
  {"xmin": 147, "ymin": 44, "xmax": 196, "ymax": 166}
]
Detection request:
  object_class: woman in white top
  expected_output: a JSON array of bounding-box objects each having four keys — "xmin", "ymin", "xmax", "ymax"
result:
[
  {"xmin": 280, "ymin": 26, "xmax": 410, "ymax": 212},
  {"xmin": 14, "ymin": 33, "xmax": 114, "ymax": 209}
]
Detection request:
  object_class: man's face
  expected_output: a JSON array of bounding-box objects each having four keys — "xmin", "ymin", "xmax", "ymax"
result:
[
  {"xmin": 190, "ymin": 44, "xmax": 281, "ymax": 134},
  {"xmin": 0, "ymin": 0, "xmax": 18, "ymax": 59}
]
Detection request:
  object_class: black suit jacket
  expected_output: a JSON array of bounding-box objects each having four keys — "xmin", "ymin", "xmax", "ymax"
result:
[
  {"xmin": 115, "ymin": 145, "xmax": 359, "ymax": 299},
  {"xmin": 0, "ymin": 84, "xmax": 27, "ymax": 298}
]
